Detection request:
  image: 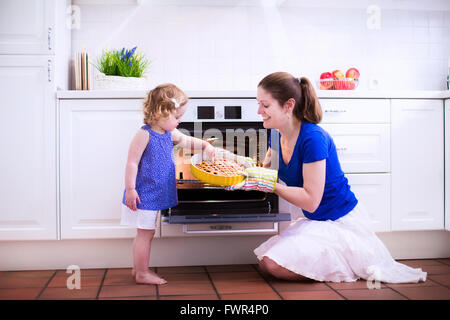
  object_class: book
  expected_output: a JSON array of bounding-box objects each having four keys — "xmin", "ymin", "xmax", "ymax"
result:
[
  {"xmin": 81, "ymin": 52, "xmax": 85, "ymax": 90},
  {"xmin": 75, "ymin": 52, "xmax": 80, "ymax": 90},
  {"xmin": 74, "ymin": 51, "xmax": 91, "ymax": 90}
]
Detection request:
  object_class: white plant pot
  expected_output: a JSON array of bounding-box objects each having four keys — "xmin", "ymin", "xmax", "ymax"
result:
[{"xmin": 94, "ymin": 73, "xmax": 148, "ymax": 90}]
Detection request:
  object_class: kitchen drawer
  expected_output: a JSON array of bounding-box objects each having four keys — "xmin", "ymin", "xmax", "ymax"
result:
[
  {"xmin": 320, "ymin": 124, "xmax": 390, "ymax": 173},
  {"xmin": 347, "ymin": 174, "xmax": 391, "ymax": 232},
  {"xmin": 319, "ymin": 99, "xmax": 390, "ymax": 123}
]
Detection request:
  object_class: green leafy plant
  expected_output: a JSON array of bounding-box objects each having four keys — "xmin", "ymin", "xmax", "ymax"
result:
[{"xmin": 93, "ymin": 46, "xmax": 150, "ymax": 78}]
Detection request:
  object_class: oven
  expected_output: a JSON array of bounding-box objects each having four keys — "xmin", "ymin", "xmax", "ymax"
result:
[{"xmin": 160, "ymin": 98, "xmax": 290, "ymax": 237}]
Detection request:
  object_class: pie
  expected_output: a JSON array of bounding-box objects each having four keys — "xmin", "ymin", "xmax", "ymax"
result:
[{"xmin": 195, "ymin": 159, "xmax": 245, "ymax": 176}]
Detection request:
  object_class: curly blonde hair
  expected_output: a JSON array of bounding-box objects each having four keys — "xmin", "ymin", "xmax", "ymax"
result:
[{"xmin": 143, "ymin": 83, "xmax": 189, "ymax": 125}]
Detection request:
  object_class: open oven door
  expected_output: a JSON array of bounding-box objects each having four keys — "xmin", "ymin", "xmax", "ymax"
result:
[{"xmin": 163, "ymin": 180, "xmax": 291, "ymax": 224}]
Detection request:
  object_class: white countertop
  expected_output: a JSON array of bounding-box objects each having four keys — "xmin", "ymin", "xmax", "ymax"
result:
[{"xmin": 56, "ymin": 89, "xmax": 450, "ymax": 99}]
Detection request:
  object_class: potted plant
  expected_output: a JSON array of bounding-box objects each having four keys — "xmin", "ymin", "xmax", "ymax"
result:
[{"xmin": 93, "ymin": 46, "xmax": 150, "ymax": 90}]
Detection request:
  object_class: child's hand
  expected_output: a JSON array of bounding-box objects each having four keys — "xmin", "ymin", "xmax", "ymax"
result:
[
  {"xmin": 204, "ymin": 143, "xmax": 216, "ymax": 161},
  {"xmin": 125, "ymin": 188, "xmax": 141, "ymax": 211}
]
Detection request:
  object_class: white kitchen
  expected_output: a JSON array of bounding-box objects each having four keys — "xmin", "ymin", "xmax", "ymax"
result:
[{"xmin": 0, "ymin": 0, "xmax": 449, "ymax": 301}]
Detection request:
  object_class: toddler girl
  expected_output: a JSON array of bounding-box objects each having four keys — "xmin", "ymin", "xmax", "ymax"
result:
[{"xmin": 121, "ymin": 83, "xmax": 215, "ymax": 285}]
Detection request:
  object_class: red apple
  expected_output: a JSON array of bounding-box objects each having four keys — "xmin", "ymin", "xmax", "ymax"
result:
[
  {"xmin": 345, "ymin": 67, "xmax": 360, "ymax": 79},
  {"xmin": 331, "ymin": 70, "xmax": 345, "ymax": 89},
  {"xmin": 319, "ymin": 72, "xmax": 333, "ymax": 90},
  {"xmin": 331, "ymin": 70, "xmax": 345, "ymax": 79}
]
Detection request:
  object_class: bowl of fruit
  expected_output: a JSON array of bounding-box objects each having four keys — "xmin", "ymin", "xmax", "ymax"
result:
[{"xmin": 318, "ymin": 68, "xmax": 359, "ymax": 90}]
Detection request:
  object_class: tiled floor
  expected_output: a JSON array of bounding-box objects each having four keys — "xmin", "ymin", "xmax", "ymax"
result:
[{"xmin": 0, "ymin": 259, "xmax": 449, "ymax": 300}]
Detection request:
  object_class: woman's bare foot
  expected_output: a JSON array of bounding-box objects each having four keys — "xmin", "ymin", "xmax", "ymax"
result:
[{"xmin": 135, "ymin": 270, "xmax": 167, "ymax": 285}]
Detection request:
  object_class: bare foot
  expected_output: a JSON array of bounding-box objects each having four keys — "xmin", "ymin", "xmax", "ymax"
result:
[
  {"xmin": 131, "ymin": 268, "xmax": 151, "ymax": 278},
  {"xmin": 135, "ymin": 270, "xmax": 167, "ymax": 285}
]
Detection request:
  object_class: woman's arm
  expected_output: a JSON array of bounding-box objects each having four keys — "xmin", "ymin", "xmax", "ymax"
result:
[{"xmin": 274, "ymin": 159, "xmax": 326, "ymax": 213}]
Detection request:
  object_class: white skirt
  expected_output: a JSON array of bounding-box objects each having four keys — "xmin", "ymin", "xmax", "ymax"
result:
[
  {"xmin": 254, "ymin": 204, "xmax": 427, "ymax": 283},
  {"xmin": 120, "ymin": 204, "xmax": 159, "ymax": 230}
]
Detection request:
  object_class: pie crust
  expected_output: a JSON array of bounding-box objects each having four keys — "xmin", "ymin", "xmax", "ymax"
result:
[{"xmin": 195, "ymin": 159, "xmax": 245, "ymax": 177}]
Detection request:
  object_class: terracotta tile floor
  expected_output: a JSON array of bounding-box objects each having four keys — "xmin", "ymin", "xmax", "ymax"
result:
[{"xmin": 0, "ymin": 258, "xmax": 449, "ymax": 300}]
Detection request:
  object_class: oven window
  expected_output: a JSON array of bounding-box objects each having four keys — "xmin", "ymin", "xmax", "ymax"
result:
[
  {"xmin": 224, "ymin": 106, "xmax": 241, "ymax": 119},
  {"xmin": 197, "ymin": 106, "xmax": 215, "ymax": 119}
]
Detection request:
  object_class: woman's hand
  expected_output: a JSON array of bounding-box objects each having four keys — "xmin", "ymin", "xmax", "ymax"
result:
[
  {"xmin": 226, "ymin": 167, "xmax": 278, "ymax": 192},
  {"xmin": 125, "ymin": 188, "xmax": 141, "ymax": 211}
]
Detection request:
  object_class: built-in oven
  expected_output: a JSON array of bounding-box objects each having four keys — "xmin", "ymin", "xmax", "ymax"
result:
[{"xmin": 160, "ymin": 98, "xmax": 290, "ymax": 237}]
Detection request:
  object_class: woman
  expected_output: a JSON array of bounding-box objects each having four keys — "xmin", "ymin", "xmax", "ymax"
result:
[{"xmin": 229, "ymin": 71, "xmax": 427, "ymax": 283}]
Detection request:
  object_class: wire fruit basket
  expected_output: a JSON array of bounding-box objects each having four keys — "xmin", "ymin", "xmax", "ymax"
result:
[{"xmin": 317, "ymin": 78, "xmax": 359, "ymax": 90}]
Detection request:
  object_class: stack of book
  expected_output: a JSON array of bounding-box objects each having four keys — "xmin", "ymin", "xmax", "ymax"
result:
[{"xmin": 74, "ymin": 51, "xmax": 91, "ymax": 90}]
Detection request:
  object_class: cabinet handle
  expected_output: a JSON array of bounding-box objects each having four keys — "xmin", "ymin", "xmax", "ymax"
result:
[
  {"xmin": 336, "ymin": 147, "xmax": 347, "ymax": 152},
  {"xmin": 47, "ymin": 27, "xmax": 52, "ymax": 51},
  {"xmin": 325, "ymin": 109, "xmax": 347, "ymax": 113},
  {"xmin": 47, "ymin": 59, "xmax": 52, "ymax": 83}
]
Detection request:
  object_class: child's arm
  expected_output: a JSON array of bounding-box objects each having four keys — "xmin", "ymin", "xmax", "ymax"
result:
[
  {"xmin": 124, "ymin": 129, "xmax": 149, "ymax": 210},
  {"xmin": 171, "ymin": 128, "xmax": 215, "ymax": 159}
]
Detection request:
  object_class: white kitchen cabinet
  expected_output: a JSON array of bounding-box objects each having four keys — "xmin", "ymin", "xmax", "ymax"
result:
[
  {"xmin": 59, "ymin": 99, "xmax": 145, "ymax": 239},
  {"xmin": 319, "ymin": 124, "xmax": 390, "ymax": 173},
  {"xmin": 347, "ymin": 174, "xmax": 390, "ymax": 232},
  {"xmin": 445, "ymin": 99, "xmax": 450, "ymax": 231},
  {"xmin": 391, "ymin": 99, "xmax": 444, "ymax": 231},
  {"xmin": 318, "ymin": 98, "xmax": 391, "ymax": 231},
  {"xmin": 0, "ymin": 0, "xmax": 57, "ymax": 54},
  {"xmin": 0, "ymin": 56, "xmax": 57, "ymax": 240}
]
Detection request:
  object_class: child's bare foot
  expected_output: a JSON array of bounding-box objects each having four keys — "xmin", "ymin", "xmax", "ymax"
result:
[
  {"xmin": 131, "ymin": 268, "xmax": 151, "ymax": 278},
  {"xmin": 135, "ymin": 270, "xmax": 167, "ymax": 285}
]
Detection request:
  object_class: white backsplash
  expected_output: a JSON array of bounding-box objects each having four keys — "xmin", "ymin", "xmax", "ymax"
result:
[{"xmin": 71, "ymin": 1, "xmax": 450, "ymax": 91}]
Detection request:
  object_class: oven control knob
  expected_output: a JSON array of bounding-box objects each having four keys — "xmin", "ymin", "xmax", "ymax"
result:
[{"xmin": 215, "ymin": 111, "xmax": 224, "ymax": 119}]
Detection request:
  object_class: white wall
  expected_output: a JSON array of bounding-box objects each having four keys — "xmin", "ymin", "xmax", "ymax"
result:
[{"xmin": 71, "ymin": 0, "xmax": 450, "ymax": 91}]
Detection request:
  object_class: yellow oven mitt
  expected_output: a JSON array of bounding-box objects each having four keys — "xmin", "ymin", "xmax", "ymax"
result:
[{"xmin": 226, "ymin": 167, "xmax": 278, "ymax": 192}]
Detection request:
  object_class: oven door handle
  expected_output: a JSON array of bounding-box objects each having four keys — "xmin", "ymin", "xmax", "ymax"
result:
[
  {"xmin": 179, "ymin": 198, "xmax": 267, "ymax": 204},
  {"xmin": 182, "ymin": 223, "xmax": 278, "ymax": 234}
]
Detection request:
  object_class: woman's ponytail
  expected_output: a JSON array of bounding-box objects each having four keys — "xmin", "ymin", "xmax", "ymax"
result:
[
  {"xmin": 258, "ymin": 72, "xmax": 322, "ymax": 124},
  {"xmin": 297, "ymin": 77, "xmax": 322, "ymax": 124}
]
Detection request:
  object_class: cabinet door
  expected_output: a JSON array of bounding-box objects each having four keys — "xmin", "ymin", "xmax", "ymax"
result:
[
  {"xmin": 346, "ymin": 174, "xmax": 391, "ymax": 232},
  {"xmin": 319, "ymin": 124, "xmax": 390, "ymax": 173},
  {"xmin": 0, "ymin": 56, "xmax": 57, "ymax": 240},
  {"xmin": 445, "ymin": 99, "xmax": 450, "ymax": 231},
  {"xmin": 59, "ymin": 99, "xmax": 144, "ymax": 239},
  {"xmin": 391, "ymin": 99, "xmax": 444, "ymax": 231},
  {"xmin": 0, "ymin": 0, "xmax": 56, "ymax": 54}
]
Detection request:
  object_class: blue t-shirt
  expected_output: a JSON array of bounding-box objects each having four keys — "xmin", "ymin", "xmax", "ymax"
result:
[{"xmin": 269, "ymin": 122, "xmax": 357, "ymax": 221}]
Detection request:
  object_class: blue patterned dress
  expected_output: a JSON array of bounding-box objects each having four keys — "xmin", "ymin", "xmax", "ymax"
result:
[{"xmin": 122, "ymin": 124, "xmax": 178, "ymax": 210}]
